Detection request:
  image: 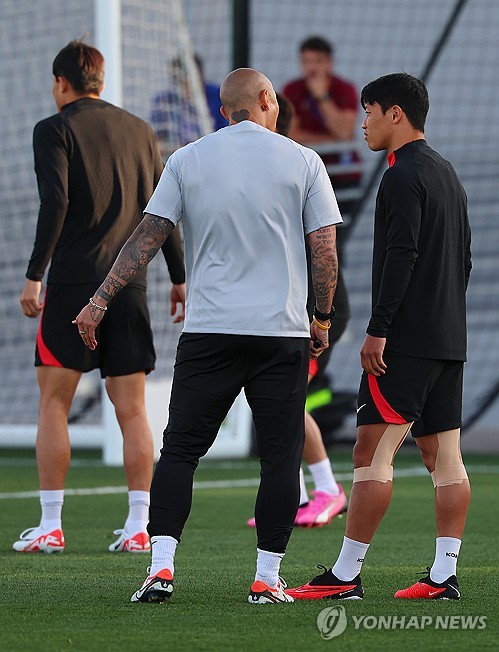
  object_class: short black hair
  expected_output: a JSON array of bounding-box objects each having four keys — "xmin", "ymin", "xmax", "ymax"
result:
[
  {"xmin": 299, "ymin": 36, "xmax": 334, "ymax": 58},
  {"xmin": 276, "ymin": 93, "xmax": 294, "ymax": 136},
  {"xmin": 361, "ymin": 73, "xmax": 429, "ymax": 132},
  {"xmin": 52, "ymin": 40, "xmax": 104, "ymax": 95}
]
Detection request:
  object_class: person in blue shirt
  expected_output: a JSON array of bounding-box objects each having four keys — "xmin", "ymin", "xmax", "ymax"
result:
[{"xmin": 150, "ymin": 54, "xmax": 227, "ymax": 159}]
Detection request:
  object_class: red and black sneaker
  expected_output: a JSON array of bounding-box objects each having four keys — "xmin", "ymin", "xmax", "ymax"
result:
[
  {"xmin": 285, "ymin": 565, "xmax": 363, "ymax": 600},
  {"xmin": 395, "ymin": 569, "xmax": 460, "ymax": 600}
]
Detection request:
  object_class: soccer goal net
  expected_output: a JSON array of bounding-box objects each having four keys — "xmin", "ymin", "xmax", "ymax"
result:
[{"xmin": 0, "ymin": 0, "xmax": 252, "ymax": 462}]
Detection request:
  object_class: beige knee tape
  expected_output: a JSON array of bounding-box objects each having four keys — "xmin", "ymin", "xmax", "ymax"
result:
[
  {"xmin": 430, "ymin": 429, "xmax": 468, "ymax": 487},
  {"xmin": 353, "ymin": 423, "xmax": 413, "ymax": 483}
]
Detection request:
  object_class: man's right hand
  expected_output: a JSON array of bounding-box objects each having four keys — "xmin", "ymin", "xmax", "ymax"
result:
[{"xmin": 20, "ymin": 279, "xmax": 43, "ymax": 317}]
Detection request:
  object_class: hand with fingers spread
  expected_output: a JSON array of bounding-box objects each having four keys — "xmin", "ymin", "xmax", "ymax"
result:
[
  {"xmin": 20, "ymin": 279, "xmax": 43, "ymax": 318},
  {"xmin": 360, "ymin": 334, "xmax": 387, "ymax": 376},
  {"xmin": 72, "ymin": 296, "xmax": 108, "ymax": 350}
]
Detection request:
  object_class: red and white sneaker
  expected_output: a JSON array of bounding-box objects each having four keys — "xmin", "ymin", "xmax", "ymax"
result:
[
  {"xmin": 395, "ymin": 570, "xmax": 460, "ymax": 600},
  {"xmin": 246, "ymin": 503, "xmax": 310, "ymax": 528},
  {"xmin": 248, "ymin": 577, "xmax": 294, "ymax": 604},
  {"xmin": 12, "ymin": 526, "xmax": 65, "ymax": 554},
  {"xmin": 131, "ymin": 568, "xmax": 174, "ymax": 603},
  {"xmin": 108, "ymin": 529, "xmax": 151, "ymax": 553},
  {"xmin": 294, "ymin": 485, "xmax": 348, "ymax": 527}
]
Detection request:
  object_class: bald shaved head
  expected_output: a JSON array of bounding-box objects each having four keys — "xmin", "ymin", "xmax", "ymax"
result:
[{"xmin": 220, "ymin": 68, "xmax": 279, "ymax": 130}]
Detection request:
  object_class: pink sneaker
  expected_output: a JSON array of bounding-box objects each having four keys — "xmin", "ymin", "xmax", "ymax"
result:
[
  {"xmin": 294, "ymin": 485, "xmax": 348, "ymax": 527},
  {"xmin": 246, "ymin": 503, "xmax": 310, "ymax": 528}
]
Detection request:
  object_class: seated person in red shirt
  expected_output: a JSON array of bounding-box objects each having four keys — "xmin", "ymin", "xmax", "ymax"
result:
[{"xmin": 282, "ymin": 35, "xmax": 362, "ymax": 224}]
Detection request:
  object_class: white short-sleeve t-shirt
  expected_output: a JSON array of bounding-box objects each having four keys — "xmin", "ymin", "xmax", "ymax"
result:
[{"xmin": 145, "ymin": 120, "xmax": 342, "ymax": 337}]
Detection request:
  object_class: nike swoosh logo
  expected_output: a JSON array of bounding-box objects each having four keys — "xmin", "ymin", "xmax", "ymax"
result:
[
  {"xmin": 357, "ymin": 404, "xmax": 366, "ymax": 414},
  {"xmin": 428, "ymin": 590, "xmax": 442, "ymax": 596}
]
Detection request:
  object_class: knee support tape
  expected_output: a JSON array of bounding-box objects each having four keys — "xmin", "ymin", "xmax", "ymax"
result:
[
  {"xmin": 430, "ymin": 429, "xmax": 468, "ymax": 488},
  {"xmin": 353, "ymin": 422, "xmax": 413, "ymax": 483}
]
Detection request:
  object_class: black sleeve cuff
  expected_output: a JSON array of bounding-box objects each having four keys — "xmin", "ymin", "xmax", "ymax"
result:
[{"xmin": 366, "ymin": 324, "xmax": 387, "ymax": 338}]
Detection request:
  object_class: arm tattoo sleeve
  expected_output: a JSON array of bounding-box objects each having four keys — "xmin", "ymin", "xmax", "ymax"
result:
[
  {"xmin": 95, "ymin": 214, "xmax": 175, "ymax": 303},
  {"xmin": 307, "ymin": 225, "xmax": 338, "ymax": 313}
]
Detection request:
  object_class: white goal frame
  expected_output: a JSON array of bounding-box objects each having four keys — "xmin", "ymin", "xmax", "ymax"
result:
[{"xmin": 0, "ymin": 0, "xmax": 252, "ymax": 463}]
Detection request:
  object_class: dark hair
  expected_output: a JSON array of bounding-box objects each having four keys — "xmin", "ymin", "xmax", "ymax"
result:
[
  {"xmin": 52, "ymin": 40, "xmax": 104, "ymax": 94},
  {"xmin": 299, "ymin": 36, "xmax": 334, "ymax": 58},
  {"xmin": 361, "ymin": 73, "xmax": 429, "ymax": 132},
  {"xmin": 276, "ymin": 93, "xmax": 294, "ymax": 136}
]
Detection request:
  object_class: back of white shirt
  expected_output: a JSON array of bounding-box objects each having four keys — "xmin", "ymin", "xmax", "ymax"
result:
[{"xmin": 145, "ymin": 120, "xmax": 342, "ymax": 337}]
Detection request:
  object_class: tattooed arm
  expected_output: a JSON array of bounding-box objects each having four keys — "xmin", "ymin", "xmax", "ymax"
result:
[
  {"xmin": 73, "ymin": 213, "xmax": 175, "ymax": 349},
  {"xmin": 306, "ymin": 225, "xmax": 338, "ymax": 358}
]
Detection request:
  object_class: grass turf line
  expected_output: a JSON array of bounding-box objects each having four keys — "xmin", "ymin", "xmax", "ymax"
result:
[{"xmin": 0, "ymin": 452, "xmax": 498, "ymax": 651}]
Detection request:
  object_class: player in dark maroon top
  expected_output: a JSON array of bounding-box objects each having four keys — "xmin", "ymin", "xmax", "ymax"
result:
[
  {"xmin": 287, "ymin": 73, "xmax": 471, "ymax": 602},
  {"xmin": 282, "ymin": 36, "xmax": 361, "ymax": 190},
  {"xmin": 14, "ymin": 41, "xmax": 186, "ymax": 556}
]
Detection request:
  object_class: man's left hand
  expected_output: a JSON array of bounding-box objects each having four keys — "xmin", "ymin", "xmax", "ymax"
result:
[
  {"xmin": 360, "ymin": 334, "xmax": 387, "ymax": 376},
  {"xmin": 170, "ymin": 282, "xmax": 186, "ymax": 323},
  {"xmin": 310, "ymin": 320, "xmax": 329, "ymax": 359}
]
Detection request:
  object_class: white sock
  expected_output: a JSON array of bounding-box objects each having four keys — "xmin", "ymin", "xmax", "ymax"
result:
[
  {"xmin": 39, "ymin": 490, "xmax": 64, "ymax": 531},
  {"xmin": 255, "ymin": 548, "xmax": 284, "ymax": 588},
  {"xmin": 309, "ymin": 458, "xmax": 340, "ymax": 495},
  {"xmin": 124, "ymin": 490, "xmax": 150, "ymax": 534},
  {"xmin": 299, "ymin": 467, "xmax": 309, "ymax": 506},
  {"xmin": 430, "ymin": 537, "xmax": 461, "ymax": 583},
  {"xmin": 332, "ymin": 536, "xmax": 370, "ymax": 581},
  {"xmin": 150, "ymin": 535, "xmax": 178, "ymax": 575}
]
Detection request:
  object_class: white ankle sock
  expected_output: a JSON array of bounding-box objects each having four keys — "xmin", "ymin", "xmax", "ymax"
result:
[
  {"xmin": 125, "ymin": 490, "xmax": 149, "ymax": 534},
  {"xmin": 332, "ymin": 536, "xmax": 370, "ymax": 581},
  {"xmin": 150, "ymin": 536, "xmax": 178, "ymax": 575},
  {"xmin": 255, "ymin": 548, "xmax": 284, "ymax": 588},
  {"xmin": 299, "ymin": 467, "xmax": 309, "ymax": 506},
  {"xmin": 308, "ymin": 458, "xmax": 340, "ymax": 495},
  {"xmin": 430, "ymin": 537, "xmax": 461, "ymax": 583},
  {"xmin": 39, "ymin": 490, "xmax": 64, "ymax": 531}
]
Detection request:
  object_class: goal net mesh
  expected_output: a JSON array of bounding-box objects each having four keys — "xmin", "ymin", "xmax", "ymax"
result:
[{"xmin": 1, "ymin": 0, "xmax": 498, "ymax": 436}]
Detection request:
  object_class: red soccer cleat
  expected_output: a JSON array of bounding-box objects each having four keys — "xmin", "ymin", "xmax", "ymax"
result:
[
  {"xmin": 286, "ymin": 565, "xmax": 363, "ymax": 600},
  {"xmin": 395, "ymin": 570, "xmax": 460, "ymax": 600}
]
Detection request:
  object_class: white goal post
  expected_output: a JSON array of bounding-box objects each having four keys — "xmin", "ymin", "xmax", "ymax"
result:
[{"xmin": 0, "ymin": 0, "xmax": 253, "ymax": 463}]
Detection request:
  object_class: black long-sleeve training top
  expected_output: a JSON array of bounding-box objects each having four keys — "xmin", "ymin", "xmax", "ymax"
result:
[
  {"xmin": 27, "ymin": 98, "xmax": 185, "ymax": 288},
  {"xmin": 367, "ymin": 139, "xmax": 471, "ymax": 361}
]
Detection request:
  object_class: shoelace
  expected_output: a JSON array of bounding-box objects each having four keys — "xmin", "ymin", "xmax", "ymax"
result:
[
  {"xmin": 112, "ymin": 529, "xmax": 125, "ymax": 537},
  {"xmin": 277, "ymin": 576, "xmax": 287, "ymax": 590},
  {"xmin": 19, "ymin": 527, "xmax": 41, "ymax": 540},
  {"xmin": 418, "ymin": 566, "xmax": 432, "ymax": 577}
]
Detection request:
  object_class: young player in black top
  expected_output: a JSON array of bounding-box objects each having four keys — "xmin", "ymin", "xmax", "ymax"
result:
[
  {"xmin": 14, "ymin": 40, "xmax": 185, "ymax": 555},
  {"xmin": 287, "ymin": 73, "xmax": 471, "ymax": 601}
]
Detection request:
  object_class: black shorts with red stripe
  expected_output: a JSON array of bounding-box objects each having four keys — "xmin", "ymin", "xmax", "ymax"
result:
[
  {"xmin": 36, "ymin": 283, "xmax": 156, "ymax": 377},
  {"xmin": 356, "ymin": 351, "xmax": 463, "ymax": 437}
]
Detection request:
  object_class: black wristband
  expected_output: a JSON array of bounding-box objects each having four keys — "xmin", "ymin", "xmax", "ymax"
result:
[{"xmin": 313, "ymin": 306, "xmax": 335, "ymax": 321}]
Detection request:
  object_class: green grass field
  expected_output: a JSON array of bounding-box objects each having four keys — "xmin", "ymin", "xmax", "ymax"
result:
[{"xmin": 1, "ymin": 448, "xmax": 498, "ymax": 651}]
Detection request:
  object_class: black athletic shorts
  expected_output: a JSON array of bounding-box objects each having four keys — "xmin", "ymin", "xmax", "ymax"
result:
[
  {"xmin": 35, "ymin": 283, "xmax": 156, "ymax": 377},
  {"xmin": 356, "ymin": 351, "xmax": 464, "ymax": 437}
]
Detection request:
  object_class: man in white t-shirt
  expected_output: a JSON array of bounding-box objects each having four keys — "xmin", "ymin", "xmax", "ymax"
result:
[{"xmin": 74, "ymin": 68, "xmax": 342, "ymax": 605}]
